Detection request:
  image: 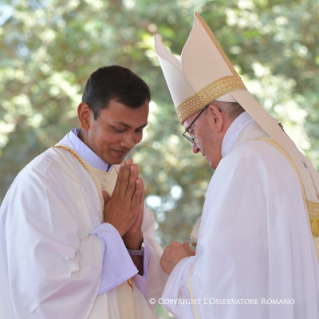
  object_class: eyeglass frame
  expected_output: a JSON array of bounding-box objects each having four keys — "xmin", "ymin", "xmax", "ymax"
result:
[{"xmin": 182, "ymin": 104, "xmax": 210, "ymax": 144}]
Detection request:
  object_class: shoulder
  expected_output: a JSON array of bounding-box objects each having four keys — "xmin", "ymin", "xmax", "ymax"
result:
[
  {"xmin": 216, "ymin": 139, "xmax": 298, "ymax": 185},
  {"xmin": 222, "ymin": 139, "xmax": 290, "ymax": 167},
  {"xmin": 8, "ymin": 147, "xmax": 90, "ymax": 197}
]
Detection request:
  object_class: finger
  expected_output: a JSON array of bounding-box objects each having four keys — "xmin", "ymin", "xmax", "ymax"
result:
[
  {"xmin": 118, "ymin": 163, "xmax": 132, "ymax": 198},
  {"xmin": 126, "ymin": 158, "xmax": 133, "ymax": 166},
  {"xmin": 135, "ymin": 179, "xmax": 145, "ymax": 226},
  {"xmin": 131, "ymin": 177, "xmax": 143, "ymax": 210},
  {"xmin": 102, "ymin": 190, "xmax": 110, "ymax": 203},
  {"xmin": 112, "ymin": 161, "xmax": 126, "ymax": 196},
  {"xmin": 139, "ymin": 178, "xmax": 145, "ymax": 209},
  {"xmin": 126, "ymin": 164, "xmax": 138, "ymax": 198},
  {"xmin": 171, "ymin": 241, "xmax": 182, "ymax": 248},
  {"xmin": 183, "ymin": 242, "xmax": 190, "ymax": 249},
  {"xmin": 113, "ymin": 158, "xmax": 133, "ymax": 194}
]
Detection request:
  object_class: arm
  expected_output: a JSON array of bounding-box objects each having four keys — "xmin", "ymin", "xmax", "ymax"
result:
[
  {"xmin": 5, "ymin": 165, "xmax": 107, "ymax": 319},
  {"xmin": 138, "ymin": 205, "xmax": 169, "ymax": 307}
]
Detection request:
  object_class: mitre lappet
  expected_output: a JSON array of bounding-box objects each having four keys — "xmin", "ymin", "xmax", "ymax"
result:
[{"xmin": 155, "ymin": 12, "xmax": 319, "ymax": 258}]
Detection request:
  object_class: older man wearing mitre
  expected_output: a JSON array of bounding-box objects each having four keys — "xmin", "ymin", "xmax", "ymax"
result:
[
  {"xmin": 0, "ymin": 66, "xmax": 167, "ymax": 319},
  {"xmin": 154, "ymin": 13, "xmax": 319, "ymax": 319}
]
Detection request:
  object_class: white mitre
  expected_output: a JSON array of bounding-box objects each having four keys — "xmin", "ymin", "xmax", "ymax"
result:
[{"xmin": 155, "ymin": 12, "xmax": 319, "ymax": 254}]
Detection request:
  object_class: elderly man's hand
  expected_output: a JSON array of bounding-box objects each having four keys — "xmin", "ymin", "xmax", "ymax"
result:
[{"xmin": 160, "ymin": 241, "xmax": 195, "ymax": 275}]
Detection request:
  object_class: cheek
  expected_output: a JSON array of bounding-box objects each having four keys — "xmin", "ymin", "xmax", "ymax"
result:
[
  {"xmin": 197, "ymin": 129, "xmax": 210, "ymax": 148},
  {"xmin": 92, "ymin": 129, "xmax": 116, "ymax": 150},
  {"xmin": 135, "ymin": 132, "xmax": 143, "ymax": 143}
]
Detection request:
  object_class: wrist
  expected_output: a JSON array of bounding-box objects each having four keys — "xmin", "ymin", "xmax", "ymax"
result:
[
  {"xmin": 123, "ymin": 231, "xmax": 143, "ymax": 250},
  {"xmin": 127, "ymin": 243, "xmax": 144, "ymax": 256},
  {"xmin": 104, "ymin": 221, "xmax": 127, "ymax": 237}
]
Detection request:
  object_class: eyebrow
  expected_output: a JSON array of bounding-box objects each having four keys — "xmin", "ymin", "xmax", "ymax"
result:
[{"xmin": 114, "ymin": 121, "xmax": 148, "ymax": 129}]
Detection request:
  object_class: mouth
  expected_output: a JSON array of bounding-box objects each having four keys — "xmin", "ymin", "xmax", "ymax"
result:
[{"xmin": 112, "ymin": 149, "xmax": 130, "ymax": 157}]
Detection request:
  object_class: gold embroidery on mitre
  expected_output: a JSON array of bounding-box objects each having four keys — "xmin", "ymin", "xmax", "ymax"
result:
[
  {"xmin": 195, "ymin": 12, "xmax": 238, "ymax": 77},
  {"xmin": 175, "ymin": 13, "xmax": 247, "ymax": 123},
  {"xmin": 176, "ymin": 94, "xmax": 203, "ymax": 124},
  {"xmin": 197, "ymin": 75, "xmax": 246, "ymax": 106},
  {"xmin": 176, "ymin": 75, "xmax": 246, "ymax": 123}
]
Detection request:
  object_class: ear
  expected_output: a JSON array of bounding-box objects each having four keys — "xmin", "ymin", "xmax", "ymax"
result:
[
  {"xmin": 77, "ymin": 102, "xmax": 92, "ymax": 131},
  {"xmin": 207, "ymin": 104, "xmax": 223, "ymax": 132}
]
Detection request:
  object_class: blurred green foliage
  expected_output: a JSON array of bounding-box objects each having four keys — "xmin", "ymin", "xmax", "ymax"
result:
[{"xmin": 1, "ymin": 1, "xmax": 319, "ymax": 317}]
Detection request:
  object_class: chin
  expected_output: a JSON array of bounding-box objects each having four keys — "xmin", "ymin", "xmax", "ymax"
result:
[
  {"xmin": 104, "ymin": 152, "xmax": 126, "ymax": 166},
  {"xmin": 108, "ymin": 158, "xmax": 124, "ymax": 166},
  {"xmin": 206, "ymin": 158, "xmax": 216, "ymax": 169}
]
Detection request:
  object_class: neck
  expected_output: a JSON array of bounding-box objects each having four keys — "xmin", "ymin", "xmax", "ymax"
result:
[{"xmin": 78, "ymin": 129, "xmax": 89, "ymax": 147}]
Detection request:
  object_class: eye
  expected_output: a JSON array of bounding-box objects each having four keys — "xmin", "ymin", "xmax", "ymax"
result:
[{"xmin": 112, "ymin": 126, "xmax": 125, "ymax": 133}]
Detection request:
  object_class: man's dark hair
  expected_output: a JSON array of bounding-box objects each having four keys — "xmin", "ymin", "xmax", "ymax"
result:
[{"xmin": 82, "ymin": 65, "xmax": 151, "ymax": 120}]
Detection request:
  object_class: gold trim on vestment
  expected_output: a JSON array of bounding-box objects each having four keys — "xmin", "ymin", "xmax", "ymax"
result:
[
  {"xmin": 256, "ymin": 138, "xmax": 319, "ymax": 237},
  {"xmin": 53, "ymin": 147, "xmax": 136, "ymax": 292},
  {"xmin": 308, "ymin": 202, "xmax": 319, "ymax": 236},
  {"xmin": 185, "ymin": 138, "xmax": 319, "ymax": 310},
  {"xmin": 53, "ymin": 145, "xmax": 88, "ymax": 171},
  {"xmin": 187, "ymin": 265, "xmax": 200, "ymax": 319}
]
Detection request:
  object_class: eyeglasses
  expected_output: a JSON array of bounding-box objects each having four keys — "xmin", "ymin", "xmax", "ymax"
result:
[{"xmin": 182, "ymin": 105, "xmax": 209, "ymax": 144}]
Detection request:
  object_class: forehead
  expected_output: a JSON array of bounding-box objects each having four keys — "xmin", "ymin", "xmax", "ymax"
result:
[
  {"xmin": 182, "ymin": 110, "xmax": 201, "ymax": 130},
  {"xmin": 97, "ymin": 99, "xmax": 149, "ymax": 127}
]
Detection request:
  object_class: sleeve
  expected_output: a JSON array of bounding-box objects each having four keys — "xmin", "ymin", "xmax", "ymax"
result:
[
  {"xmin": 132, "ymin": 237, "xmax": 151, "ymax": 299},
  {"xmin": 90, "ymin": 223, "xmax": 138, "ymax": 295},
  {"xmin": 139, "ymin": 205, "xmax": 168, "ymax": 309},
  {"xmin": 93, "ymin": 206, "xmax": 164, "ymax": 301},
  {"xmin": 4, "ymin": 164, "xmax": 113, "ymax": 319}
]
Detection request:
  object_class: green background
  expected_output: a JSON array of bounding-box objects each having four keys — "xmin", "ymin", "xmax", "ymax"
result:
[{"xmin": 1, "ymin": 0, "xmax": 319, "ymax": 317}]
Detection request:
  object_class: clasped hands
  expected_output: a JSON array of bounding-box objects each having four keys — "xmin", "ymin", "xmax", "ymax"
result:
[
  {"xmin": 102, "ymin": 158, "xmax": 195, "ymax": 274},
  {"xmin": 102, "ymin": 158, "xmax": 144, "ymax": 250}
]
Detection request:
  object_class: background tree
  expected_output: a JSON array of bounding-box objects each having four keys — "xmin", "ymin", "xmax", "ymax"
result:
[{"xmin": 1, "ymin": 0, "xmax": 319, "ymax": 317}]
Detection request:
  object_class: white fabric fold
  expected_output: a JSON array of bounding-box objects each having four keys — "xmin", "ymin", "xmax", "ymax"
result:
[
  {"xmin": 90, "ymin": 223, "xmax": 138, "ymax": 295},
  {"xmin": 162, "ymin": 120, "xmax": 319, "ymax": 319},
  {"xmin": 221, "ymin": 111, "xmax": 254, "ymax": 158},
  {"xmin": 0, "ymin": 131, "xmax": 167, "ymax": 318},
  {"xmin": 132, "ymin": 238, "xmax": 151, "ymax": 299}
]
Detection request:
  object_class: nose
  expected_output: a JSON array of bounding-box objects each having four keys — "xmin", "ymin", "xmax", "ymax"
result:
[
  {"xmin": 120, "ymin": 133, "xmax": 135, "ymax": 150},
  {"xmin": 192, "ymin": 142, "xmax": 200, "ymax": 154}
]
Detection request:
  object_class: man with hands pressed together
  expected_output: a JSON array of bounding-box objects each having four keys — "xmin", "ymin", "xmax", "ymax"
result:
[{"xmin": 0, "ymin": 66, "xmax": 166, "ymax": 319}]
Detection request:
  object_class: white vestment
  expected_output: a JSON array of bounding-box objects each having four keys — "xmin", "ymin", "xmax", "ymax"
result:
[
  {"xmin": 0, "ymin": 135, "xmax": 167, "ymax": 318},
  {"xmin": 163, "ymin": 112, "xmax": 319, "ymax": 319}
]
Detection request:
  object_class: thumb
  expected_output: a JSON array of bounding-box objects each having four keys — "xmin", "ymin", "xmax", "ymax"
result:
[
  {"xmin": 102, "ymin": 190, "xmax": 110, "ymax": 203},
  {"xmin": 183, "ymin": 241, "xmax": 195, "ymax": 256},
  {"xmin": 183, "ymin": 242, "xmax": 190, "ymax": 249}
]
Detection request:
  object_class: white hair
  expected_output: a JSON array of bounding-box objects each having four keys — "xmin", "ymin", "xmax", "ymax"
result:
[{"xmin": 210, "ymin": 100, "xmax": 245, "ymax": 120}]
